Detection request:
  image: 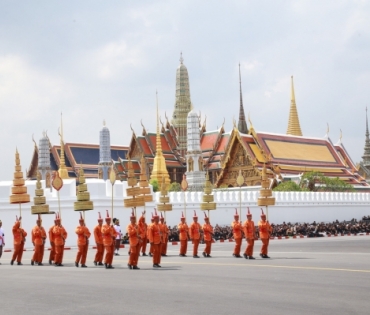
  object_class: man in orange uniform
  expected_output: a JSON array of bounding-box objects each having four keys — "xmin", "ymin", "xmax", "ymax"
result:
[
  {"xmin": 48, "ymin": 217, "xmax": 57, "ymax": 265},
  {"xmin": 93, "ymin": 212, "xmax": 104, "ymax": 266},
  {"xmin": 11, "ymin": 216, "xmax": 27, "ymax": 265},
  {"xmin": 52, "ymin": 213, "xmax": 67, "ymax": 267},
  {"xmin": 258, "ymin": 209, "xmax": 272, "ymax": 258},
  {"xmin": 243, "ymin": 208, "xmax": 255, "ymax": 259},
  {"xmin": 148, "ymin": 213, "xmax": 154, "ymax": 257},
  {"xmin": 138, "ymin": 211, "xmax": 147, "ymax": 256},
  {"xmin": 231, "ymin": 209, "xmax": 243, "ymax": 258},
  {"xmin": 189, "ymin": 211, "xmax": 202, "ymax": 258},
  {"xmin": 202, "ymin": 212, "xmax": 214, "ymax": 258},
  {"xmin": 102, "ymin": 210, "xmax": 117, "ymax": 269},
  {"xmin": 75, "ymin": 212, "xmax": 91, "ymax": 268},
  {"xmin": 178, "ymin": 212, "xmax": 189, "ymax": 257},
  {"xmin": 160, "ymin": 213, "xmax": 169, "ymax": 256},
  {"xmin": 31, "ymin": 214, "xmax": 47, "ymax": 266},
  {"xmin": 148, "ymin": 210, "xmax": 162, "ymax": 267},
  {"xmin": 127, "ymin": 210, "xmax": 141, "ymax": 270}
]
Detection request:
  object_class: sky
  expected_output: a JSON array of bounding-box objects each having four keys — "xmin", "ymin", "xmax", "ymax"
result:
[{"xmin": 0, "ymin": 0, "xmax": 370, "ymax": 180}]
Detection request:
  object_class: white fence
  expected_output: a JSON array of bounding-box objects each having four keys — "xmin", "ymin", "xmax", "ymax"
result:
[{"xmin": 0, "ymin": 179, "xmax": 369, "ymax": 248}]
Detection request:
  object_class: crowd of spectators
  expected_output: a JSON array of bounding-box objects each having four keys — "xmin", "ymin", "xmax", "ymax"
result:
[{"xmin": 121, "ymin": 216, "xmax": 370, "ymax": 243}]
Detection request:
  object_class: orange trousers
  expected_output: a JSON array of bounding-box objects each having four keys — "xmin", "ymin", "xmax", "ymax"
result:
[
  {"xmin": 12, "ymin": 243, "xmax": 25, "ymax": 263},
  {"xmin": 55, "ymin": 244, "xmax": 64, "ymax": 264},
  {"xmin": 260, "ymin": 238, "xmax": 269, "ymax": 255},
  {"xmin": 141, "ymin": 237, "xmax": 147, "ymax": 254},
  {"xmin": 94, "ymin": 243, "xmax": 104, "ymax": 263},
  {"xmin": 104, "ymin": 244, "xmax": 113, "ymax": 265},
  {"xmin": 49, "ymin": 243, "xmax": 55, "ymax": 262},
  {"xmin": 32, "ymin": 244, "xmax": 45, "ymax": 263},
  {"xmin": 149, "ymin": 243, "xmax": 153, "ymax": 255},
  {"xmin": 245, "ymin": 238, "xmax": 254, "ymax": 256},
  {"xmin": 161, "ymin": 238, "xmax": 168, "ymax": 255},
  {"xmin": 76, "ymin": 244, "xmax": 88, "ymax": 265},
  {"xmin": 128, "ymin": 242, "xmax": 141, "ymax": 266},
  {"xmin": 152, "ymin": 243, "xmax": 162, "ymax": 265},
  {"xmin": 233, "ymin": 238, "xmax": 242, "ymax": 255},
  {"xmin": 192, "ymin": 239, "xmax": 200, "ymax": 256},
  {"xmin": 204, "ymin": 240, "xmax": 212, "ymax": 255},
  {"xmin": 180, "ymin": 240, "xmax": 187, "ymax": 255}
]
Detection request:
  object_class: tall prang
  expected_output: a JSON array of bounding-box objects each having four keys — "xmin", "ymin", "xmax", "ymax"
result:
[
  {"xmin": 238, "ymin": 63, "xmax": 248, "ymax": 134},
  {"xmin": 38, "ymin": 131, "xmax": 51, "ymax": 181},
  {"xmin": 186, "ymin": 110, "xmax": 205, "ymax": 190},
  {"xmin": 286, "ymin": 76, "xmax": 303, "ymax": 136},
  {"xmin": 99, "ymin": 120, "xmax": 111, "ymax": 180},
  {"xmin": 172, "ymin": 53, "xmax": 193, "ymax": 157},
  {"xmin": 362, "ymin": 107, "xmax": 370, "ymax": 166}
]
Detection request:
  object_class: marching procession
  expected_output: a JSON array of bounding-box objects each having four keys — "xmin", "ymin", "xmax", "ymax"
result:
[{"xmin": 0, "ymin": 207, "xmax": 272, "ymax": 268}]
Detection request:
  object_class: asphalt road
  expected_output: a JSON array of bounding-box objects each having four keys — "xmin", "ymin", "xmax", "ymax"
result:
[{"xmin": 0, "ymin": 236, "xmax": 369, "ymax": 315}]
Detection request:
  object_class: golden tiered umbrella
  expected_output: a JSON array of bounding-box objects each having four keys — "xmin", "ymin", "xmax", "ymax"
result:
[
  {"xmin": 200, "ymin": 171, "xmax": 216, "ymax": 218},
  {"xmin": 123, "ymin": 158, "xmax": 145, "ymax": 217},
  {"xmin": 109, "ymin": 163, "xmax": 116, "ymax": 218},
  {"xmin": 74, "ymin": 167, "xmax": 94, "ymax": 218},
  {"xmin": 10, "ymin": 149, "xmax": 30, "ymax": 219},
  {"xmin": 52, "ymin": 171, "xmax": 63, "ymax": 218},
  {"xmin": 157, "ymin": 177, "xmax": 172, "ymax": 220},
  {"xmin": 31, "ymin": 171, "xmax": 53, "ymax": 215},
  {"xmin": 257, "ymin": 163, "xmax": 275, "ymax": 220}
]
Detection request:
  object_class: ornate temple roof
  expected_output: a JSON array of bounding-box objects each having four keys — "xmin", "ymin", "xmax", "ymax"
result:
[{"xmin": 27, "ymin": 143, "xmax": 128, "ymax": 179}]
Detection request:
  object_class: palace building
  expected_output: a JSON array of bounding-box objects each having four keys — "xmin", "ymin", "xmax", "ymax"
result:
[{"xmin": 26, "ymin": 56, "xmax": 368, "ymax": 189}]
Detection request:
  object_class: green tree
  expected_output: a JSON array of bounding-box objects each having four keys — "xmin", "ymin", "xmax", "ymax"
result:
[
  {"xmin": 150, "ymin": 179, "xmax": 159, "ymax": 192},
  {"xmin": 273, "ymin": 181, "xmax": 302, "ymax": 192},
  {"xmin": 169, "ymin": 182, "xmax": 181, "ymax": 192},
  {"xmin": 300, "ymin": 171, "xmax": 354, "ymax": 192}
]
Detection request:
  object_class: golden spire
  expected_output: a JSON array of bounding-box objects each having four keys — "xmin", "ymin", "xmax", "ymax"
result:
[
  {"xmin": 286, "ymin": 76, "xmax": 303, "ymax": 136},
  {"xmin": 58, "ymin": 113, "xmax": 69, "ymax": 179},
  {"xmin": 150, "ymin": 91, "xmax": 170, "ymax": 187}
]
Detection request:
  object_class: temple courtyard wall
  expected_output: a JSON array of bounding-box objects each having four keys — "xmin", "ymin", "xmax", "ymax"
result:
[{"xmin": 0, "ymin": 179, "xmax": 369, "ymax": 248}]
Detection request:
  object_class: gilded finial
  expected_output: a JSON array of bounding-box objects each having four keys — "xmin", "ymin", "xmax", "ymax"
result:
[
  {"xmin": 327, "ymin": 123, "xmax": 330, "ymax": 135},
  {"xmin": 180, "ymin": 52, "xmax": 184, "ymax": 64},
  {"xmin": 339, "ymin": 129, "xmax": 342, "ymax": 142},
  {"xmin": 103, "ymin": 119, "xmax": 106, "ymax": 126},
  {"xmin": 248, "ymin": 112, "xmax": 253, "ymax": 128}
]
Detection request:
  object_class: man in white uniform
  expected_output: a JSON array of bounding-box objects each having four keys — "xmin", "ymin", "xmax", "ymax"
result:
[
  {"xmin": 113, "ymin": 218, "xmax": 122, "ymax": 256},
  {"xmin": 0, "ymin": 220, "xmax": 5, "ymax": 264}
]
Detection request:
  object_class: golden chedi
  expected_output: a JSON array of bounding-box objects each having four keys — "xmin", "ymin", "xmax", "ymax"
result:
[
  {"xmin": 138, "ymin": 155, "xmax": 153, "ymax": 203},
  {"xmin": 74, "ymin": 167, "xmax": 94, "ymax": 211},
  {"xmin": 200, "ymin": 172, "xmax": 216, "ymax": 211},
  {"xmin": 31, "ymin": 171, "xmax": 50, "ymax": 214},
  {"xmin": 257, "ymin": 163, "xmax": 275, "ymax": 206},
  {"xmin": 10, "ymin": 149, "xmax": 30, "ymax": 204},
  {"xmin": 124, "ymin": 158, "xmax": 145, "ymax": 208},
  {"xmin": 157, "ymin": 177, "xmax": 172, "ymax": 212}
]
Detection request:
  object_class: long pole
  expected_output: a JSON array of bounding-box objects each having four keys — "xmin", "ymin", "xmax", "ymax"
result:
[
  {"xmin": 57, "ymin": 191, "xmax": 61, "ymax": 219},
  {"xmin": 184, "ymin": 190, "xmax": 186, "ymax": 221},
  {"xmin": 19, "ymin": 203, "xmax": 22, "ymax": 227},
  {"xmin": 266, "ymin": 205, "xmax": 269, "ymax": 221},
  {"xmin": 239, "ymin": 187, "xmax": 242, "ymax": 219},
  {"xmin": 111, "ymin": 183, "xmax": 114, "ymax": 219}
]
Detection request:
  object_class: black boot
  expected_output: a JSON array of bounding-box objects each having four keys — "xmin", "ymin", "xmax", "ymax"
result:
[
  {"xmin": 10, "ymin": 260, "xmax": 14, "ymax": 265},
  {"xmin": 75, "ymin": 262, "xmax": 79, "ymax": 267},
  {"xmin": 133, "ymin": 266, "xmax": 140, "ymax": 270},
  {"xmin": 93, "ymin": 261, "xmax": 97, "ymax": 266},
  {"xmin": 98, "ymin": 262, "xmax": 104, "ymax": 266},
  {"xmin": 31, "ymin": 260, "xmax": 34, "ymax": 266},
  {"xmin": 127, "ymin": 264, "xmax": 132, "ymax": 269},
  {"xmin": 81, "ymin": 264, "xmax": 87, "ymax": 268}
]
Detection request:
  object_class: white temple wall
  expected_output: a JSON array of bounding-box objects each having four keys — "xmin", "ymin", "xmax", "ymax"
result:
[{"xmin": 0, "ymin": 180, "xmax": 369, "ymax": 248}]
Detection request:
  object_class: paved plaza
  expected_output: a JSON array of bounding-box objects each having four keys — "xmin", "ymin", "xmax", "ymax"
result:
[{"xmin": 0, "ymin": 236, "xmax": 369, "ymax": 315}]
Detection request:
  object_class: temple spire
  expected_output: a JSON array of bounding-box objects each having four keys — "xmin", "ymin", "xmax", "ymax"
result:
[
  {"xmin": 238, "ymin": 63, "xmax": 248, "ymax": 134},
  {"xmin": 286, "ymin": 76, "xmax": 303, "ymax": 136},
  {"xmin": 172, "ymin": 53, "xmax": 192, "ymax": 158},
  {"xmin": 362, "ymin": 107, "xmax": 370, "ymax": 166},
  {"xmin": 151, "ymin": 91, "xmax": 170, "ymax": 186},
  {"xmin": 58, "ymin": 112, "xmax": 69, "ymax": 179}
]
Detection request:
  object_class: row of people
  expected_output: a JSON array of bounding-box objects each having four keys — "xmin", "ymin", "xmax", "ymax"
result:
[{"xmin": 1, "ymin": 208, "xmax": 273, "ymax": 268}]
